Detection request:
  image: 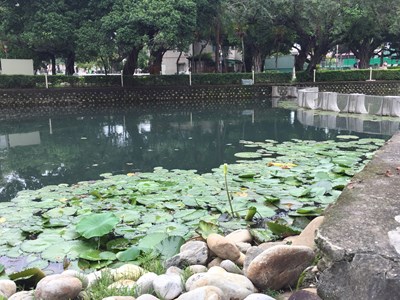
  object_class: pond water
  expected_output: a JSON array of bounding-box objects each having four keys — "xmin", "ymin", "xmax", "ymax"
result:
[{"xmin": 0, "ymin": 98, "xmax": 396, "ymax": 202}]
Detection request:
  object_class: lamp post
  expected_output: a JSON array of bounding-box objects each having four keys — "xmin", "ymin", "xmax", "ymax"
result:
[
  {"xmin": 290, "ymin": 48, "xmax": 299, "ymax": 81},
  {"xmin": 3, "ymin": 45, "xmax": 7, "ymax": 59}
]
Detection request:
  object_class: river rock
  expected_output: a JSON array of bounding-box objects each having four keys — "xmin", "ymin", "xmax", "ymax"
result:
[
  {"xmin": 188, "ymin": 265, "xmax": 208, "ymax": 274},
  {"xmin": 61, "ymin": 270, "xmax": 89, "ymax": 289},
  {"xmin": 243, "ymin": 243, "xmax": 286, "ymax": 274},
  {"xmin": 35, "ymin": 274, "xmax": 82, "ymax": 300},
  {"xmin": 8, "ymin": 290, "xmax": 35, "ymax": 300},
  {"xmin": 87, "ymin": 270, "xmax": 104, "ymax": 286},
  {"xmin": 246, "ymin": 245, "xmax": 315, "ymax": 290},
  {"xmin": 166, "ymin": 266, "xmax": 183, "ymax": 276},
  {"xmin": 236, "ymin": 242, "xmax": 252, "ymax": 253},
  {"xmin": 0, "ymin": 279, "xmax": 17, "ymax": 298},
  {"xmin": 136, "ymin": 295, "xmax": 160, "ymax": 300},
  {"xmin": 207, "ymin": 234, "xmax": 241, "ymax": 261},
  {"xmin": 176, "ymin": 286, "xmax": 224, "ymax": 300},
  {"xmin": 166, "ymin": 241, "xmax": 209, "ymax": 268},
  {"xmin": 291, "ymin": 216, "xmax": 324, "ymax": 250},
  {"xmin": 186, "ymin": 266, "xmax": 256, "ymax": 299},
  {"xmin": 114, "ymin": 264, "xmax": 145, "ymax": 281},
  {"xmin": 136, "ymin": 272, "xmax": 158, "ymax": 295},
  {"xmin": 102, "ymin": 297, "xmax": 136, "ymax": 300},
  {"xmin": 220, "ymin": 260, "xmax": 243, "ymax": 274},
  {"xmin": 153, "ymin": 274, "xmax": 183, "ymax": 300},
  {"xmin": 243, "ymin": 293, "xmax": 276, "ymax": 300},
  {"xmin": 108, "ymin": 279, "xmax": 136, "ymax": 290},
  {"xmin": 288, "ymin": 290, "xmax": 322, "ymax": 300},
  {"xmin": 225, "ymin": 229, "xmax": 252, "ymax": 244},
  {"xmin": 207, "ymin": 257, "xmax": 223, "ymax": 268}
]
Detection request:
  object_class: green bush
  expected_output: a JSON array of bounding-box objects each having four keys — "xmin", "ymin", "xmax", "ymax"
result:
[{"xmin": 1, "ymin": 69, "xmax": 400, "ymax": 89}]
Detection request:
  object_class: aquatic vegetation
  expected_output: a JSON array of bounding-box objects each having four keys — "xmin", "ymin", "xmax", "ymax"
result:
[{"xmin": 0, "ymin": 138, "xmax": 384, "ymax": 273}]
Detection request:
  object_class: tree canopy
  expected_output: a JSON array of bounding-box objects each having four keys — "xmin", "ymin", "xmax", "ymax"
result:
[{"xmin": 0, "ymin": 0, "xmax": 399, "ymax": 75}]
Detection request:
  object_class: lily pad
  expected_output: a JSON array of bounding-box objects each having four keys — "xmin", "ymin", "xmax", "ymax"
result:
[
  {"xmin": 76, "ymin": 212, "xmax": 119, "ymax": 239},
  {"xmin": 234, "ymin": 152, "xmax": 263, "ymax": 159}
]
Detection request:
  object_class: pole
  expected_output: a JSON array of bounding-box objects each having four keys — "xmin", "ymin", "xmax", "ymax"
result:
[
  {"xmin": 292, "ymin": 66, "xmax": 296, "ymax": 81},
  {"xmin": 49, "ymin": 118, "xmax": 53, "ymax": 135},
  {"xmin": 313, "ymin": 69, "xmax": 316, "ymax": 83},
  {"xmin": 189, "ymin": 71, "xmax": 192, "ymax": 86},
  {"xmin": 45, "ymin": 73, "xmax": 48, "ymax": 89},
  {"xmin": 252, "ymin": 69, "xmax": 255, "ymax": 84},
  {"xmin": 121, "ymin": 72, "xmax": 124, "ymax": 87},
  {"xmin": 369, "ymin": 67, "xmax": 373, "ymax": 81}
]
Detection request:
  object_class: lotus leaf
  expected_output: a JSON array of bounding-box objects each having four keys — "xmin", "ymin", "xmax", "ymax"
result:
[
  {"xmin": 267, "ymin": 221, "xmax": 301, "ymax": 238},
  {"xmin": 154, "ymin": 236, "xmax": 185, "ymax": 259},
  {"xmin": 196, "ymin": 220, "xmax": 220, "ymax": 239},
  {"xmin": 76, "ymin": 212, "xmax": 119, "ymax": 239},
  {"xmin": 79, "ymin": 249, "xmax": 116, "ymax": 261},
  {"xmin": 116, "ymin": 246, "xmax": 141, "ymax": 262}
]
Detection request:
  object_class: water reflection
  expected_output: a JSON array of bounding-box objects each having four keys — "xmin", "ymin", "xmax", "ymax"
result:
[{"xmin": 0, "ymin": 100, "xmax": 393, "ymax": 201}]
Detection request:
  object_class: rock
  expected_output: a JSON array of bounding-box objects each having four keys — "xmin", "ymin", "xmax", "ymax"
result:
[
  {"xmin": 236, "ymin": 242, "xmax": 252, "ymax": 253},
  {"xmin": 236, "ymin": 252, "xmax": 246, "ymax": 266},
  {"xmin": 0, "ymin": 279, "xmax": 17, "ymax": 298},
  {"xmin": 243, "ymin": 242, "xmax": 285, "ymax": 273},
  {"xmin": 291, "ymin": 216, "xmax": 324, "ymax": 250},
  {"xmin": 207, "ymin": 234, "xmax": 241, "ymax": 261},
  {"xmin": 35, "ymin": 274, "xmax": 82, "ymax": 300},
  {"xmin": 166, "ymin": 241, "xmax": 208, "ymax": 268},
  {"xmin": 243, "ymin": 293, "xmax": 276, "ymax": 300},
  {"xmin": 188, "ymin": 265, "xmax": 208, "ymax": 274},
  {"xmin": 136, "ymin": 272, "xmax": 158, "ymax": 295},
  {"xmin": 102, "ymin": 297, "xmax": 136, "ymax": 300},
  {"xmin": 186, "ymin": 266, "xmax": 256, "ymax": 300},
  {"xmin": 220, "ymin": 260, "xmax": 243, "ymax": 274},
  {"xmin": 136, "ymin": 295, "xmax": 160, "ymax": 300},
  {"xmin": 225, "ymin": 229, "xmax": 252, "ymax": 244},
  {"xmin": 108, "ymin": 279, "xmax": 136, "ymax": 290},
  {"xmin": 61, "ymin": 270, "xmax": 89, "ymax": 289},
  {"xmin": 207, "ymin": 257, "xmax": 223, "ymax": 268},
  {"xmin": 176, "ymin": 286, "xmax": 224, "ymax": 300},
  {"xmin": 153, "ymin": 274, "xmax": 183, "ymax": 300},
  {"xmin": 87, "ymin": 270, "xmax": 104, "ymax": 287},
  {"xmin": 166, "ymin": 266, "xmax": 183, "ymax": 276},
  {"xmin": 246, "ymin": 245, "xmax": 315, "ymax": 290},
  {"xmin": 114, "ymin": 264, "xmax": 145, "ymax": 281},
  {"xmin": 288, "ymin": 290, "xmax": 321, "ymax": 300},
  {"xmin": 8, "ymin": 290, "xmax": 35, "ymax": 300}
]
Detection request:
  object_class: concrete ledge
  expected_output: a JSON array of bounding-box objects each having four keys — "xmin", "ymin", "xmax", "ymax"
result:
[{"xmin": 316, "ymin": 132, "xmax": 400, "ymax": 299}]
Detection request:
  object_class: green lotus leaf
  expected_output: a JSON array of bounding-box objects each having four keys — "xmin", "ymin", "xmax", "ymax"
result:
[
  {"xmin": 116, "ymin": 246, "xmax": 141, "ymax": 262},
  {"xmin": 137, "ymin": 233, "xmax": 169, "ymax": 250},
  {"xmin": 154, "ymin": 236, "xmax": 185, "ymax": 259},
  {"xmin": 249, "ymin": 228, "xmax": 275, "ymax": 243},
  {"xmin": 267, "ymin": 221, "xmax": 301, "ymax": 238},
  {"xmin": 20, "ymin": 235, "xmax": 64, "ymax": 253},
  {"xmin": 107, "ymin": 238, "xmax": 131, "ymax": 251},
  {"xmin": 79, "ymin": 249, "xmax": 116, "ymax": 261},
  {"xmin": 76, "ymin": 212, "xmax": 119, "ymax": 238},
  {"xmin": 196, "ymin": 220, "xmax": 220, "ymax": 239},
  {"xmin": 234, "ymin": 152, "xmax": 263, "ymax": 159}
]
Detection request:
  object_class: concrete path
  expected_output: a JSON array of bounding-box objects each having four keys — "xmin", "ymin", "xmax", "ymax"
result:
[{"xmin": 317, "ymin": 132, "xmax": 400, "ymax": 300}]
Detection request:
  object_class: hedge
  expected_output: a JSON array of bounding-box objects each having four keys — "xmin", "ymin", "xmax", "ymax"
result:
[{"xmin": 1, "ymin": 69, "xmax": 400, "ymax": 89}]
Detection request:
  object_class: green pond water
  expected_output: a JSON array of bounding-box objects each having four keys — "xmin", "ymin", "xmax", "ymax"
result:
[{"xmin": 0, "ymin": 98, "xmax": 395, "ymax": 202}]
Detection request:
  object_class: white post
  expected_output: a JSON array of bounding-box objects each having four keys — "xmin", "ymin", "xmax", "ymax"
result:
[
  {"xmin": 189, "ymin": 71, "xmax": 192, "ymax": 86},
  {"xmin": 313, "ymin": 69, "xmax": 316, "ymax": 82},
  {"xmin": 49, "ymin": 118, "xmax": 53, "ymax": 135},
  {"xmin": 369, "ymin": 67, "xmax": 373, "ymax": 81},
  {"xmin": 292, "ymin": 66, "xmax": 296, "ymax": 81},
  {"xmin": 45, "ymin": 73, "xmax": 48, "ymax": 89},
  {"xmin": 121, "ymin": 72, "xmax": 124, "ymax": 87},
  {"xmin": 252, "ymin": 69, "xmax": 255, "ymax": 84}
]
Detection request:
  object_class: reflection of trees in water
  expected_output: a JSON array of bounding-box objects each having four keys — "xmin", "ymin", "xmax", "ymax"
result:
[{"xmin": 0, "ymin": 105, "xmax": 388, "ymax": 201}]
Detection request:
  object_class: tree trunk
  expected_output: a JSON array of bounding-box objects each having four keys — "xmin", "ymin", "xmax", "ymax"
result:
[
  {"xmin": 241, "ymin": 35, "xmax": 246, "ymax": 72},
  {"xmin": 176, "ymin": 51, "xmax": 182, "ymax": 74},
  {"xmin": 351, "ymin": 41, "xmax": 375, "ymax": 69},
  {"xmin": 215, "ymin": 22, "xmax": 221, "ymax": 73},
  {"xmin": 65, "ymin": 52, "xmax": 75, "ymax": 75},
  {"xmin": 123, "ymin": 48, "xmax": 141, "ymax": 75},
  {"xmin": 51, "ymin": 54, "xmax": 56, "ymax": 75},
  {"xmin": 149, "ymin": 49, "xmax": 165, "ymax": 75}
]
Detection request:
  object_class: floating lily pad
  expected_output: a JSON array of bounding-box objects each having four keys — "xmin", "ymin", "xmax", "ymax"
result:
[
  {"xmin": 76, "ymin": 213, "xmax": 119, "ymax": 239},
  {"xmin": 234, "ymin": 152, "xmax": 263, "ymax": 159}
]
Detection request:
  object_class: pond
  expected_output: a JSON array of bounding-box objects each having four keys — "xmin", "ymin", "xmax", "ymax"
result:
[{"xmin": 0, "ymin": 98, "xmax": 396, "ymax": 202}]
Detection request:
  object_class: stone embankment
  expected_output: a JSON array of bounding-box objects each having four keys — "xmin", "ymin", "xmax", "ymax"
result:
[
  {"xmin": 317, "ymin": 132, "xmax": 400, "ymax": 300},
  {"xmin": 0, "ymin": 218, "xmax": 324, "ymax": 300}
]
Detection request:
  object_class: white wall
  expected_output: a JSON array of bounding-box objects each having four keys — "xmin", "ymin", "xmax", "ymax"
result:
[{"xmin": 1, "ymin": 59, "xmax": 34, "ymax": 75}]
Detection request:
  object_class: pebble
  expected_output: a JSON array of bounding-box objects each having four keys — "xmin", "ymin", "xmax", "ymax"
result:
[
  {"xmin": 207, "ymin": 233, "xmax": 241, "ymax": 261},
  {"xmin": 0, "ymin": 279, "xmax": 17, "ymax": 298},
  {"xmin": 136, "ymin": 272, "xmax": 158, "ymax": 295},
  {"xmin": 176, "ymin": 285, "xmax": 224, "ymax": 300},
  {"xmin": 225, "ymin": 229, "xmax": 253, "ymax": 244},
  {"xmin": 220, "ymin": 260, "xmax": 243, "ymax": 274},
  {"xmin": 166, "ymin": 241, "xmax": 209, "ymax": 268},
  {"xmin": 102, "ymin": 296, "xmax": 136, "ymax": 300},
  {"xmin": 290, "ymin": 216, "xmax": 324, "ymax": 250},
  {"xmin": 136, "ymin": 295, "xmax": 160, "ymax": 300},
  {"xmin": 153, "ymin": 274, "xmax": 183, "ymax": 300},
  {"xmin": 8, "ymin": 290, "xmax": 35, "ymax": 300},
  {"xmin": 243, "ymin": 293, "xmax": 276, "ymax": 300}
]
